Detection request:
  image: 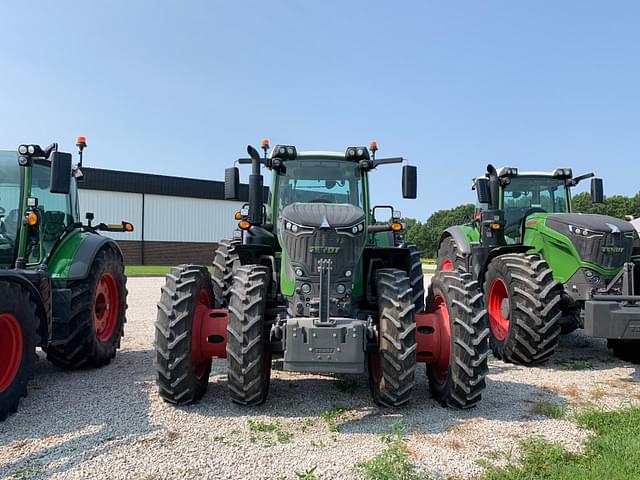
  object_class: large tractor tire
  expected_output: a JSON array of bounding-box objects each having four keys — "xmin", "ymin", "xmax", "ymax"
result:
[
  {"xmin": 368, "ymin": 268, "xmax": 416, "ymax": 407},
  {"xmin": 608, "ymin": 339, "xmax": 640, "ymax": 363},
  {"xmin": 437, "ymin": 236, "xmax": 467, "ymax": 272},
  {"xmin": 426, "ymin": 270, "xmax": 489, "ymax": 408},
  {"xmin": 227, "ymin": 265, "xmax": 271, "ymax": 406},
  {"xmin": 212, "ymin": 239, "xmax": 240, "ymax": 307},
  {"xmin": 46, "ymin": 247, "xmax": 127, "ymax": 368},
  {"xmin": 0, "ymin": 281, "xmax": 39, "ymax": 421},
  {"xmin": 484, "ymin": 253, "xmax": 562, "ymax": 365},
  {"xmin": 155, "ymin": 265, "xmax": 214, "ymax": 404},
  {"xmin": 400, "ymin": 242, "xmax": 425, "ymax": 312}
]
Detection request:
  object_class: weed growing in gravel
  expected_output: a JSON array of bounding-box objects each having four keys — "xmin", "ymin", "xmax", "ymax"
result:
[
  {"xmin": 248, "ymin": 420, "xmax": 291, "ymax": 445},
  {"xmin": 321, "ymin": 406, "xmax": 346, "ymax": 433},
  {"xmin": 335, "ymin": 377, "xmax": 359, "ymax": 394},
  {"xmin": 531, "ymin": 400, "xmax": 566, "ymax": 419},
  {"xmin": 249, "ymin": 420, "xmax": 278, "ymax": 432},
  {"xmin": 480, "ymin": 406, "xmax": 640, "ymax": 480},
  {"xmin": 558, "ymin": 359, "xmax": 592, "ymax": 370},
  {"xmin": 357, "ymin": 422, "xmax": 427, "ymax": 480},
  {"xmin": 295, "ymin": 466, "xmax": 318, "ymax": 479}
]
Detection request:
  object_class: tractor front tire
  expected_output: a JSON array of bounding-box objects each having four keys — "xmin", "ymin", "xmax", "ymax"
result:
[
  {"xmin": 227, "ymin": 265, "xmax": 271, "ymax": 406},
  {"xmin": 155, "ymin": 265, "xmax": 214, "ymax": 404},
  {"xmin": 484, "ymin": 254, "xmax": 562, "ymax": 365},
  {"xmin": 212, "ymin": 239, "xmax": 240, "ymax": 307},
  {"xmin": 437, "ymin": 236, "xmax": 467, "ymax": 272},
  {"xmin": 426, "ymin": 271, "xmax": 489, "ymax": 408},
  {"xmin": 46, "ymin": 247, "xmax": 127, "ymax": 369},
  {"xmin": 368, "ymin": 268, "xmax": 416, "ymax": 407},
  {"xmin": 0, "ymin": 281, "xmax": 39, "ymax": 421}
]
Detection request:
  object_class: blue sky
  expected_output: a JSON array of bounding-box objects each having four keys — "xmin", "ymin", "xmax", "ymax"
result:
[{"xmin": 1, "ymin": 1, "xmax": 638, "ymax": 219}]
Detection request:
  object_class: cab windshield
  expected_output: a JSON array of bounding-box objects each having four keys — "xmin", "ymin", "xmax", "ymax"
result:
[
  {"xmin": 276, "ymin": 159, "xmax": 364, "ymax": 217},
  {"xmin": 0, "ymin": 151, "xmax": 20, "ymax": 266},
  {"xmin": 502, "ymin": 175, "xmax": 569, "ymax": 241}
]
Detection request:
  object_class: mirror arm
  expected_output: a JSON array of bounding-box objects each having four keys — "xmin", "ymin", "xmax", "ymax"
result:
[
  {"xmin": 371, "ymin": 157, "xmax": 404, "ymax": 168},
  {"xmin": 569, "ymin": 172, "xmax": 595, "ymax": 186}
]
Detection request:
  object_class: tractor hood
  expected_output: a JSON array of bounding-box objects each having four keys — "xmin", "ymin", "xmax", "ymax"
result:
[
  {"xmin": 280, "ymin": 203, "xmax": 365, "ymax": 229},
  {"xmin": 545, "ymin": 213, "xmax": 637, "ymax": 269}
]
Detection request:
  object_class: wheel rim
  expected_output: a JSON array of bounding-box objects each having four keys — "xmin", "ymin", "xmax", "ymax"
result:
[
  {"xmin": 94, "ymin": 273, "xmax": 120, "ymax": 342},
  {"xmin": 440, "ymin": 258, "xmax": 454, "ymax": 271},
  {"xmin": 0, "ymin": 313, "xmax": 23, "ymax": 393},
  {"xmin": 488, "ymin": 278, "xmax": 510, "ymax": 341},
  {"xmin": 192, "ymin": 289, "xmax": 212, "ymax": 378},
  {"xmin": 431, "ymin": 293, "xmax": 451, "ymax": 385}
]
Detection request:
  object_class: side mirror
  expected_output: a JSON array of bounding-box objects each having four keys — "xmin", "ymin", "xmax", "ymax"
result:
[
  {"xmin": 475, "ymin": 178, "xmax": 491, "ymax": 204},
  {"xmin": 225, "ymin": 167, "xmax": 240, "ymax": 200},
  {"xmin": 372, "ymin": 205, "xmax": 393, "ymax": 223},
  {"xmin": 402, "ymin": 165, "xmax": 417, "ymax": 199},
  {"xmin": 591, "ymin": 177, "xmax": 604, "ymax": 204},
  {"xmin": 49, "ymin": 152, "xmax": 72, "ymax": 194}
]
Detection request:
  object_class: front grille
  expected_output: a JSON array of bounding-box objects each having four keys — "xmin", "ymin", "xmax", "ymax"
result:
[{"xmin": 571, "ymin": 232, "xmax": 634, "ymax": 269}]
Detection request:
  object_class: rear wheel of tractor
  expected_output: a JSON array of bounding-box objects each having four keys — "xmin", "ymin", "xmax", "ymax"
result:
[
  {"xmin": 437, "ymin": 236, "xmax": 467, "ymax": 272},
  {"xmin": 155, "ymin": 265, "xmax": 214, "ymax": 404},
  {"xmin": 227, "ymin": 265, "xmax": 271, "ymax": 406},
  {"xmin": 368, "ymin": 268, "xmax": 416, "ymax": 407},
  {"xmin": 484, "ymin": 254, "xmax": 562, "ymax": 365},
  {"xmin": 0, "ymin": 281, "xmax": 39, "ymax": 421},
  {"xmin": 608, "ymin": 339, "xmax": 640, "ymax": 363},
  {"xmin": 426, "ymin": 271, "xmax": 489, "ymax": 408},
  {"xmin": 212, "ymin": 239, "xmax": 240, "ymax": 307},
  {"xmin": 400, "ymin": 242, "xmax": 425, "ymax": 312},
  {"xmin": 46, "ymin": 247, "xmax": 127, "ymax": 369}
]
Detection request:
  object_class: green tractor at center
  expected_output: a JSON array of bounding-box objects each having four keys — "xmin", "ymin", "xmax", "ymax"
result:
[
  {"xmin": 155, "ymin": 141, "xmax": 489, "ymax": 409},
  {"xmin": 437, "ymin": 165, "xmax": 640, "ymax": 364}
]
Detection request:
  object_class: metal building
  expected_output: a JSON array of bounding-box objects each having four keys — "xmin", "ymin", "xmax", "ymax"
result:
[{"xmin": 78, "ymin": 167, "xmax": 262, "ymax": 265}]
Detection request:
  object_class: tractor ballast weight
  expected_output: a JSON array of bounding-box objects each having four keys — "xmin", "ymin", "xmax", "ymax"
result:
[
  {"xmin": 155, "ymin": 142, "xmax": 489, "ymax": 409},
  {"xmin": 437, "ymin": 164, "xmax": 640, "ymax": 364},
  {"xmin": 0, "ymin": 138, "xmax": 133, "ymax": 421}
]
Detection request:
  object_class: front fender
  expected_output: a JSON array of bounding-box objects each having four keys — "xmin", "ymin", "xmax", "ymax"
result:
[{"xmin": 439, "ymin": 225, "xmax": 476, "ymax": 255}]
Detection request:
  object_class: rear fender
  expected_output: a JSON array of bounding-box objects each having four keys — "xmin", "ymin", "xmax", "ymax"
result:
[{"xmin": 67, "ymin": 234, "xmax": 124, "ymax": 281}]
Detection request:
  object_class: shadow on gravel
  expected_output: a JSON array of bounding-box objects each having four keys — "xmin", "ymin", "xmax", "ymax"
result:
[{"xmin": 0, "ymin": 349, "xmax": 157, "ymax": 480}]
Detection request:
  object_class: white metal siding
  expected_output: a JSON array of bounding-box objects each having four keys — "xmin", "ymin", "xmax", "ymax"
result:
[
  {"xmin": 78, "ymin": 189, "xmax": 244, "ymax": 243},
  {"xmin": 78, "ymin": 190, "xmax": 143, "ymax": 241}
]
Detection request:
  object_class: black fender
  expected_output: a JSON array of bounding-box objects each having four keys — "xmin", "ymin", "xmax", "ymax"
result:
[
  {"xmin": 477, "ymin": 244, "xmax": 533, "ymax": 286},
  {"xmin": 362, "ymin": 246, "xmax": 412, "ymax": 304},
  {"xmin": 0, "ymin": 270, "xmax": 50, "ymax": 344},
  {"xmin": 439, "ymin": 226, "xmax": 473, "ymax": 255},
  {"xmin": 67, "ymin": 234, "xmax": 124, "ymax": 281}
]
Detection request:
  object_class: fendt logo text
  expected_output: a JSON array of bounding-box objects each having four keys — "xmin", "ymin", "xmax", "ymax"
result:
[{"xmin": 309, "ymin": 246, "xmax": 341, "ymax": 254}]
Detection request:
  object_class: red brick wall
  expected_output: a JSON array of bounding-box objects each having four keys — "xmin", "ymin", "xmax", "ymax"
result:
[{"xmin": 116, "ymin": 240, "xmax": 219, "ymax": 266}]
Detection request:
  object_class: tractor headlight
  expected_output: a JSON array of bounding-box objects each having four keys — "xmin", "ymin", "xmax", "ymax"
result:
[
  {"xmin": 346, "ymin": 146, "xmax": 370, "ymax": 162},
  {"xmin": 553, "ymin": 168, "xmax": 573, "ymax": 179},
  {"xmin": 272, "ymin": 145, "xmax": 297, "ymax": 160},
  {"xmin": 18, "ymin": 145, "xmax": 28, "ymax": 155},
  {"xmin": 27, "ymin": 145, "xmax": 35, "ymax": 155}
]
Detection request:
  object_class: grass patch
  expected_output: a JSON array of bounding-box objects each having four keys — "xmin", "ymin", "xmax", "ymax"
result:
[
  {"xmin": 248, "ymin": 420, "xmax": 291, "ymax": 445},
  {"xmin": 480, "ymin": 406, "xmax": 640, "ymax": 480},
  {"xmin": 531, "ymin": 399, "xmax": 566, "ymax": 419},
  {"xmin": 125, "ymin": 265, "xmax": 173, "ymax": 276},
  {"xmin": 321, "ymin": 406, "xmax": 346, "ymax": 433},
  {"xmin": 558, "ymin": 359, "xmax": 593, "ymax": 371},
  {"xmin": 358, "ymin": 422, "xmax": 426, "ymax": 480},
  {"xmin": 295, "ymin": 467, "xmax": 317, "ymax": 479},
  {"xmin": 334, "ymin": 377, "xmax": 359, "ymax": 394}
]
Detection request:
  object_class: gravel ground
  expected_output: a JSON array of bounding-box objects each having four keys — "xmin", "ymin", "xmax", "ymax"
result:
[{"xmin": 1, "ymin": 275, "xmax": 640, "ymax": 480}]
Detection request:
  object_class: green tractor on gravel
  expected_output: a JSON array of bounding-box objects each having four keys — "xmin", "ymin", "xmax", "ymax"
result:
[
  {"xmin": 154, "ymin": 141, "xmax": 489, "ymax": 409},
  {"xmin": 437, "ymin": 165, "xmax": 640, "ymax": 364},
  {"xmin": 0, "ymin": 138, "xmax": 132, "ymax": 421}
]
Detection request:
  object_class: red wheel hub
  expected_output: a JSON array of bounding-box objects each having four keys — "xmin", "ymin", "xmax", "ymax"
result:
[
  {"xmin": 440, "ymin": 259, "xmax": 454, "ymax": 271},
  {"xmin": 488, "ymin": 278, "xmax": 510, "ymax": 341},
  {"xmin": 191, "ymin": 289, "xmax": 228, "ymax": 377},
  {"xmin": 422, "ymin": 294, "xmax": 452, "ymax": 384},
  {"xmin": 0, "ymin": 313, "xmax": 23, "ymax": 393},
  {"xmin": 93, "ymin": 273, "xmax": 120, "ymax": 342}
]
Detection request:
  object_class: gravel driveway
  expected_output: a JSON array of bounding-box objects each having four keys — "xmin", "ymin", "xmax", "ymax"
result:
[{"xmin": 1, "ymin": 276, "xmax": 639, "ymax": 480}]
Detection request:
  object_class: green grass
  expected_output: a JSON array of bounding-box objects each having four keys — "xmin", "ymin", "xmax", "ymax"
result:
[
  {"xmin": 124, "ymin": 265, "xmax": 213, "ymax": 277},
  {"xmin": 358, "ymin": 422, "xmax": 427, "ymax": 480},
  {"xmin": 557, "ymin": 359, "xmax": 593, "ymax": 371},
  {"xmin": 481, "ymin": 406, "xmax": 640, "ymax": 480},
  {"xmin": 295, "ymin": 467, "xmax": 318, "ymax": 479},
  {"xmin": 334, "ymin": 377, "xmax": 359, "ymax": 394},
  {"xmin": 321, "ymin": 406, "xmax": 346, "ymax": 433},
  {"xmin": 530, "ymin": 399, "xmax": 566, "ymax": 419}
]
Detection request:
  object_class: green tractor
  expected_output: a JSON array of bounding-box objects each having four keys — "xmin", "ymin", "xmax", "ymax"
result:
[
  {"xmin": 437, "ymin": 165, "xmax": 640, "ymax": 364},
  {"xmin": 0, "ymin": 138, "xmax": 132, "ymax": 420},
  {"xmin": 155, "ymin": 141, "xmax": 489, "ymax": 409}
]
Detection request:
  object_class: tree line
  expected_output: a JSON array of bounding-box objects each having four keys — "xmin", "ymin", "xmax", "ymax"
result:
[{"xmin": 404, "ymin": 192, "xmax": 640, "ymax": 258}]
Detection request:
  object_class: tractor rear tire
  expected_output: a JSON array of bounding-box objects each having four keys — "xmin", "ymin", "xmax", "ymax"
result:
[
  {"xmin": 155, "ymin": 265, "xmax": 214, "ymax": 404},
  {"xmin": 212, "ymin": 239, "xmax": 240, "ymax": 307},
  {"xmin": 400, "ymin": 242, "xmax": 425, "ymax": 312},
  {"xmin": 437, "ymin": 236, "xmax": 467, "ymax": 272},
  {"xmin": 484, "ymin": 253, "xmax": 562, "ymax": 365},
  {"xmin": 608, "ymin": 339, "xmax": 640, "ymax": 363},
  {"xmin": 0, "ymin": 281, "xmax": 39, "ymax": 421},
  {"xmin": 46, "ymin": 247, "xmax": 127, "ymax": 369},
  {"xmin": 227, "ymin": 265, "xmax": 271, "ymax": 406},
  {"xmin": 426, "ymin": 270, "xmax": 489, "ymax": 408},
  {"xmin": 368, "ymin": 268, "xmax": 416, "ymax": 407}
]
